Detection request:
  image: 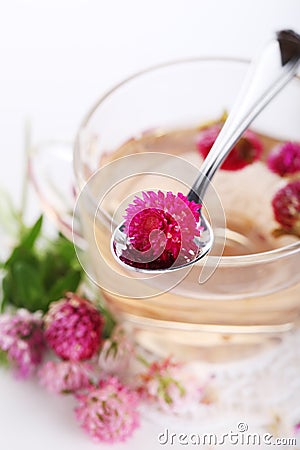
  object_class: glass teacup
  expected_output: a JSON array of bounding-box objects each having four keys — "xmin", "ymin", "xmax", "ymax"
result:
[{"xmin": 31, "ymin": 58, "xmax": 300, "ymax": 361}]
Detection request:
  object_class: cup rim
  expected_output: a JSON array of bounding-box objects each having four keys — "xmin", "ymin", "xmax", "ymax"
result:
[{"xmin": 74, "ymin": 56, "xmax": 300, "ymax": 266}]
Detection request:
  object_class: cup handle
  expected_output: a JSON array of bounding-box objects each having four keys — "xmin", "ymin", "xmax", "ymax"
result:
[{"xmin": 29, "ymin": 141, "xmax": 86, "ymax": 249}]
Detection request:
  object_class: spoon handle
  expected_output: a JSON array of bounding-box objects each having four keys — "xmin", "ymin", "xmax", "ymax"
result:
[{"xmin": 188, "ymin": 29, "xmax": 300, "ymax": 204}]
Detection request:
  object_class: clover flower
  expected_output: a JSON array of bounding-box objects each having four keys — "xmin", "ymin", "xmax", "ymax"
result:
[
  {"xmin": 75, "ymin": 376, "xmax": 140, "ymax": 443},
  {"xmin": 38, "ymin": 360, "xmax": 93, "ymax": 394},
  {"xmin": 44, "ymin": 292, "xmax": 104, "ymax": 361},
  {"xmin": 120, "ymin": 190, "xmax": 201, "ymax": 270},
  {"xmin": 272, "ymin": 180, "xmax": 300, "ymax": 237},
  {"xmin": 197, "ymin": 124, "xmax": 263, "ymax": 171},
  {"xmin": 0, "ymin": 309, "xmax": 45, "ymax": 378},
  {"xmin": 267, "ymin": 142, "xmax": 300, "ymax": 177},
  {"xmin": 138, "ymin": 357, "xmax": 192, "ymax": 414},
  {"xmin": 98, "ymin": 326, "xmax": 134, "ymax": 375}
]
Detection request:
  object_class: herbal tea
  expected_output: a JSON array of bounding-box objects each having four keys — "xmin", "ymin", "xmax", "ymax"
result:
[{"xmin": 79, "ymin": 122, "xmax": 300, "ymax": 360}]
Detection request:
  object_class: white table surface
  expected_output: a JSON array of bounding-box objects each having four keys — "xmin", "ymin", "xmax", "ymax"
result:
[{"xmin": 1, "ymin": 1, "xmax": 300, "ymax": 449}]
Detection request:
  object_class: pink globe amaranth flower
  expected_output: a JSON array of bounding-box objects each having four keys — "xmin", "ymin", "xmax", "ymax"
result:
[
  {"xmin": 272, "ymin": 180, "xmax": 300, "ymax": 237},
  {"xmin": 98, "ymin": 326, "xmax": 135, "ymax": 375},
  {"xmin": 0, "ymin": 309, "xmax": 45, "ymax": 378},
  {"xmin": 138, "ymin": 357, "xmax": 192, "ymax": 414},
  {"xmin": 197, "ymin": 124, "xmax": 263, "ymax": 171},
  {"xmin": 75, "ymin": 376, "xmax": 140, "ymax": 443},
  {"xmin": 120, "ymin": 190, "xmax": 201, "ymax": 270},
  {"xmin": 44, "ymin": 292, "xmax": 104, "ymax": 361},
  {"xmin": 267, "ymin": 141, "xmax": 300, "ymax": 177},
  {"xmin": 38, "ymin": 360, "xmax": 93, "ymax": 394}
]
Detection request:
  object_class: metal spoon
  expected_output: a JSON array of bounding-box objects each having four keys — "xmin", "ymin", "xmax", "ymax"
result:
[{"xmin": 112, "ymin": 29, "xmax": 300, "ymax": 273}]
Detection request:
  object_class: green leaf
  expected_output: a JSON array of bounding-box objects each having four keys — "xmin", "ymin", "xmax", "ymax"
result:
[
  {"xmin": 4, "ymin": 244, "xmax": 39, "ymax": 270},
  {"xmin": 11, "ymin": 261, "xmax": 45, "ymax": 312},
  {"xmin": 0, "ymin": 215, "xmax": 84, "ymax": 313},
  {"xmin": 20, "ymin": 215, "xmax": 43, "ymax": 249},
  {"xmin": 47, "ymin": 233, "xmax": 81, "ymax": 269},
  {"xmin": 41, "ymin": 237, "xmax": 80, "ymax": 288},
  {"xmin": 47, "ymin": 269, "xmax": 82, "ymax": 304},
  {"xmin": 0, "ymin": 350, "xmax": 9, "ymax": 368},
  {"xmin": 2, "ymin": 271, "xmax": 14, "ymax": 311},
  {"xmin": 0, "ymin": 295, "xmax": 7, "ymax": 313}
]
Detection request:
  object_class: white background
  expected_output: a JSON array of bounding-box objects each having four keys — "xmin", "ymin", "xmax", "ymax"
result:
[{"xmin": 0, "ymin": 1, "xmax": 300, "ymax": 449}]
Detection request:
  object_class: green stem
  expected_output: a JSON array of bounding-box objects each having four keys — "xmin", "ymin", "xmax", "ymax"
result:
[
  {"xmin": 136, "ymin": 354, "xmax": 150, "ymax": 367},
  {"xmin": 19, "ymin": 119, "xmax": 31, "ymax": 227}
]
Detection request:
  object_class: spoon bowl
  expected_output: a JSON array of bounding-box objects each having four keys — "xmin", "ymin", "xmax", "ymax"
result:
[{"xmin": 111, "ymin": 214, "xmax": 214, "ymax": 273}]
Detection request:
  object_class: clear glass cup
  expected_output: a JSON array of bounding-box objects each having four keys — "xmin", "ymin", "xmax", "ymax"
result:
[{"xmin": 31, "ymin": 58, "xmax": 300, "ymax": 361}]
